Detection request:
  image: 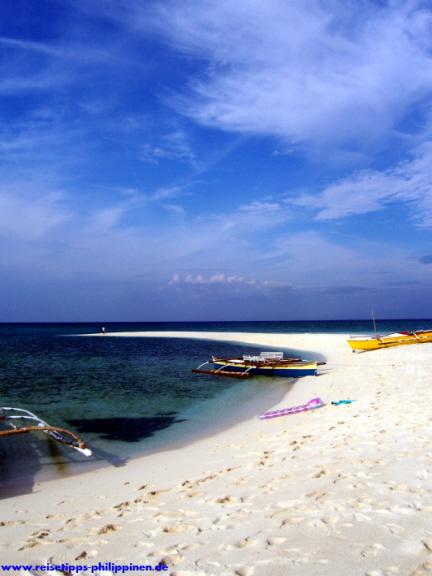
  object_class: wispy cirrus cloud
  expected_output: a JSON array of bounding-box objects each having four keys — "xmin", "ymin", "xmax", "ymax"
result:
[
  {"xmin": 258, "ymin": 230, "xmax": 426, "ymax": 289},
  {"xmin": 0, "ymin": 35, "xmax": 110, "ymax": 62},
  {"xmin": 0, "ymin": 71, "xmax": 69, "ymax": 95},
  {"xmin": 292, "ymin": 142, "xmax": 432, "ymax": 226},
  {"xmin": 0, "ymin": 189, "xmax": 71, "ymax": 240},
  {"xmin": 140, "ymin": 129, "xmax": 197, "ymax": 165},
  {"xmin": 0, "ymin": 36, "xmax": 69, "ymax": 58},
  {"xmin": 146, "ymin": 0, "xmax": 432, "ymax": 152},
  {"xmin": 0, "ymin": 119, "xmax": 76, "ymax": 158},
  {"xmin": 0, "ymin": 33, "xmax": 128, "ymax": 68},
  {"xmin": 2, "ymin": 0, "xmax": 432, "ymax": 320},
  {"xmin": 0, "ymin": 34, "xmax": 118, "ymax": 96},
  {"xmin": 239, "ymin": 201, "xmax": 281, "ymax": 214},
  {"xmin": 209, "ymin": 199, "xmax": 292, "ymax": 234},
  {"xmin": 51, "ymin": 0, "xmax": 432, "ymax": 232}
]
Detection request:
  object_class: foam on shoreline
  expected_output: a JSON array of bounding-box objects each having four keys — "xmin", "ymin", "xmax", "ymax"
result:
[{"xmin": 2, "ymin": 331, "xmax": 432, "ymax": 576}]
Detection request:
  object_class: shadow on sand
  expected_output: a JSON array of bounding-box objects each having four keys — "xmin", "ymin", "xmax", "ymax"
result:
[
  {"xmin": 0, "ymin": 431, "xmax": 129, "ymax": 499},
  {"xmin": 0, "ymin": 435, "xmax": 79, "ymax": 498}
]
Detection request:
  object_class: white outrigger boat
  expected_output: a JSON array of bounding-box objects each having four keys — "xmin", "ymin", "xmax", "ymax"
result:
[
  {"xmin": 193, "ymin": 351, "xmax": 323, "ymax": 379},
  {"xmin": 0, "ymin": 406, "xmax": 92, "ymax": 457}
]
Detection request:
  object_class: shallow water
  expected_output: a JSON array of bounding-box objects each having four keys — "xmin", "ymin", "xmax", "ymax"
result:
[
  {"xmin": 1, "ymin": 320, "xmax": 430, "ymax": 494},
  {"xmin": 0, "ymin": 324, "xmax": 294, "ymax": 492}
]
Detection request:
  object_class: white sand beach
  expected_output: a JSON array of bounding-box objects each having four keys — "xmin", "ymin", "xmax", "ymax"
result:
[{"xmin": 2, "ymin": 331, "xmax": 432, "ymax": 576}]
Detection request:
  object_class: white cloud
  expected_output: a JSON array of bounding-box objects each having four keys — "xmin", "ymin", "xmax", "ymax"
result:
[
  {"xmin": 292, "ymin": 142, "xmax": 432, "ymax": 226},
  {"xmin": 140, "ymin": 130, "xmax": 197, "ymax": 164},
  {"xmin": 171, "ymin": 272, "xmax": 249, "ymax": 285},
  {"xmin": 147, "ymin": 0, "xmax": 432, "ymax": 151},
  {"xmin": 90, "ymin": 206, "xmax": 127, "ymax": 231},
  {"xmin": 152, "ymin": 185, "xmax": 184, "ymax": 200},
  {"xmin": 0, "ymin": 191, "xmax": 71, "ymax": 240},
  {"xmin": 0, "ymin": 34, "xmax": 123, "ymax": 66},
  {"xmin": 0, "ymin": 72, "xmax": 68, "ymax": 95},
  {"xmin": 239, "ymin": 201, "xmax": 281, "ymax": 213},
  {"xmin": 169, "ymin": 272, "xmax": 281, "ymax": 289},
  {"xmin": 161, "ymin": 203, "xmax": 186, "ymax": 216},
  {"xmin": 0, "ymin": 123, "xmax": 69, "ymax": 155},
  {"xmin": 0, "ymin": 36, "xmax": 66, "ymax": 58},
  {"xmin": 2, "ymin": 182, "xmax": 430, "ymax": 298},
  {"xmin": 205, "ymin": 199, "xmax": 292, "ymax": 235}
]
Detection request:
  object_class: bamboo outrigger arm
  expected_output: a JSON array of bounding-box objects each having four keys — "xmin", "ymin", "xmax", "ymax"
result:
[{"xmin": 0, "ymin": 408, "xmax": 92, "ymax": 457}]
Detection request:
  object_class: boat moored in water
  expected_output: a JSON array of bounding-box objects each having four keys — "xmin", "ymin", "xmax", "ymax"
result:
[
  {"xmin": 347, "ymin": 330, "xmax": 432, "ymax": 352},
  {"xmin": 193, "ymin": 351, "xmax": 321, "ymax": 378}
]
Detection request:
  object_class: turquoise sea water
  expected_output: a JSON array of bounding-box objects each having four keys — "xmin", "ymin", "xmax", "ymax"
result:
[{"xmin": 1, "ymin": 320, "xmax": 431, "ymax": 494}]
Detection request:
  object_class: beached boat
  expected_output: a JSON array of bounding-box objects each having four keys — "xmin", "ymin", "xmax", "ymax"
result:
[
  {"xmin": 0, "ymin": 406, "xmax": 92, "ymax": 457},
  {"xmin": 193, "ymin": 351, "xmax": 320, "ymax": 378},
  {"xmin": 347, "ymin": 330, "xmax": 432, "ymax": 352}
]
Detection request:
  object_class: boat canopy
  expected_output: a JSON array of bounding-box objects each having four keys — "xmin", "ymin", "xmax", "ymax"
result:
[{"xmin": 243, "ymin": 351, "xmax": 284, "ymax": 361}]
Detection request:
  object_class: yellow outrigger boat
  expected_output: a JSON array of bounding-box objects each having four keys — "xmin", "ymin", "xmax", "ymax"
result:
[{"xmin": 347, "ymin": 330, "xmax": 432, "ymax": 352}]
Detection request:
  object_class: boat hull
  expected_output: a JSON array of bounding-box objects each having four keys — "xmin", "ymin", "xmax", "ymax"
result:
[
  {"xmin": 347, "ymin": 330, "xmax": 432, "ymax": 352},
  {"xmin": 211, "ymin": 361, "xmax": 317, "ymax": 377}
]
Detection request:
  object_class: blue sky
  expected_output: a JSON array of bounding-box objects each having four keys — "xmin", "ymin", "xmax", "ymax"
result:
[{"xmin": 1, "ymin": 0, "xmax": 432, "ymax": 321}]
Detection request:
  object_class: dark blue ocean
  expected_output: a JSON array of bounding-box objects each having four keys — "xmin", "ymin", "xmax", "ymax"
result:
[{"xmin": 1, "ymin": 320, "xmax": 430, "ymax": 494}]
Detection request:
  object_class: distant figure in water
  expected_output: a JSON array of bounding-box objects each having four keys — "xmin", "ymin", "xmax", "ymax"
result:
[{"xmin": 101, "ymin": 326, "xmax": 106, "ymax": 335}]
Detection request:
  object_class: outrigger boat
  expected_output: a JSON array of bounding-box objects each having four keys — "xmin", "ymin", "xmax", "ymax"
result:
[
  {"xmin": 347, "ymin": 330, "xmax": 432, "ymax": 352},
  {"xmin": 0, "ymin": 406, "xmax": 92, "ymax": 457},
  {"xmin": 193, "ymin": 351, "xmax": 321, "ymax": 379}
]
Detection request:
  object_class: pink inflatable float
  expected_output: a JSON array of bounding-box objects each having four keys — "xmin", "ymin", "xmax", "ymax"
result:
[{"xmin": 259, "ymin": 397, "xmax": 325, "ymax": 420}]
